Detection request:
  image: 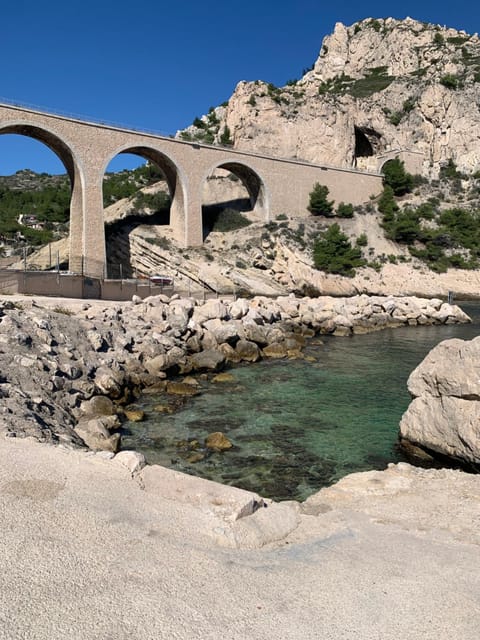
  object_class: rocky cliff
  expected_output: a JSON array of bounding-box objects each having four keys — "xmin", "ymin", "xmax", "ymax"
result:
[{"xmin": 180, "ymin": 17, "xmax": 480, "ymax": 177}]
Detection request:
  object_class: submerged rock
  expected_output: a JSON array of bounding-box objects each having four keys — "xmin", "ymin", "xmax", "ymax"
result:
[
  {"xmin": 205, "ymin": 432, "xmax": 233, "ymax": 451},
  {"xmin": 212, "ymin": 372, "xmax": 235, "ymax": 383},
  {"xmin": 123, "ymin": 407, "xmax": 145, "ymax": 422},
  {"xmin": 166, "ymin": 381, "xmax": 200, "ymax": 396}
]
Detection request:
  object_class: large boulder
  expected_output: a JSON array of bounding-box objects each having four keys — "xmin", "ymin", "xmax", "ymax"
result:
[
  {"xmin": 189, "ymin": 349, "xmax": 226, "ymax": 372},
  {"xmin": 400, "ymin": 336, "xmax": 480, "ymax": 465},
  {"xmin": 75, "ymin": 416, "xmax": 121, "ymax": 452},
  {"xmin": 235, "ymin": 339, "xmax": 261, "ymax": 362}
]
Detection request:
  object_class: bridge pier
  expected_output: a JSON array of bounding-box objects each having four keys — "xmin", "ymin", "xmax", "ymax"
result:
[
  {"xmin": 170, "ymin": 174, "xmax": 202, "ymax": 248},
  {"xmin": 68, "ymin": 169, "xmax": 84, "ymax": 273},
  {"xmin": 80, "ymin": 172, "xmax": 106, "ymax": 278}
]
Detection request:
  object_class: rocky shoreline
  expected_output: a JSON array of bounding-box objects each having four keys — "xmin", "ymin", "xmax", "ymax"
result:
[{"xmin": 0, "ymin": 293, "xmax": 470, "ymax": 454}]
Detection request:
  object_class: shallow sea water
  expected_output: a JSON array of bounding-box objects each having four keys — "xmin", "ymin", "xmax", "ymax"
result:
[{"xmin": 122, "ymin": 302, "xmax": 480, "ymax": 501}]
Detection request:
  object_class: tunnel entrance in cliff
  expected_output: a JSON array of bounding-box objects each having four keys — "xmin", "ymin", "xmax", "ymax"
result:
[
  {"xmin": 103, "ymin": 149, "xmax": 178, "ymax": 279},
  {"xmin": 353, "ymin": 126, "xmax": 382, "ymax": 170}
]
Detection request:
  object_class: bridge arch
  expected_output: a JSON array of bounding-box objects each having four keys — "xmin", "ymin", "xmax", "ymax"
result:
[
  {"xmin": 0, "ymin": 121, "xmax": 84, "ymax": 270},
  {"xmin": 201, "ymin": 160, "xmax": 269, "ymax": 237},
  {"xmin": 0, "ymin": 121, "xmax": 80, "ymax": 181},
  {"xmin": 101, "ymin": 144, "xmax": 188, "ymax": 245}
]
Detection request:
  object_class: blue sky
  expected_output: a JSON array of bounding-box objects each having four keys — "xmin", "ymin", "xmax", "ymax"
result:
[{"xmin": 1, "ymin": 0, "xmax": 479, "ymax": 175}]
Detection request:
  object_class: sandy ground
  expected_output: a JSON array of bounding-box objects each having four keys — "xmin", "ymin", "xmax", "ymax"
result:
[{"xmin": 0, "ymin": 436, "xmax": 479, "ymax": 640}]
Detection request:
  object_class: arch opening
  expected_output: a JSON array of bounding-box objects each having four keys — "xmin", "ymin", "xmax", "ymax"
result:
[
  {"xmin": 201, "ymin": 162, "xmax": 267, "ymax": 240},
  {"xmin": 0, "ymin": 128, "xmax": 77, "ymax": 271},
  {"xmin": 102, "ymin": 147, "xmax": 184, "ymax": 279}
]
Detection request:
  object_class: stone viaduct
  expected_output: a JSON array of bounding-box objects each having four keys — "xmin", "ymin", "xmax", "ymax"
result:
[{"xmin": 0, "ymin": 102, "xmax": 384, "ymax": 277}]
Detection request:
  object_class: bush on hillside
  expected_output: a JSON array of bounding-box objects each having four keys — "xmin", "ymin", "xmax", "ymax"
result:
[
  {"xmin": 211, "ymin": 208, "xmax": 252, "ymax": 232},
  {"xmin": 382, "ymin": 158, "xmax": 413, "ymax": 196},
  {"xmin": 308, "ymin": 183, "xmax": 334, "ymax": 216},
  {"xmin": 312, "ymin": 223, "xmax": 365, "ymax": 277},
  {"xmin": 336, "ymin": 202, "xmax": 354, "ymax": 218}
]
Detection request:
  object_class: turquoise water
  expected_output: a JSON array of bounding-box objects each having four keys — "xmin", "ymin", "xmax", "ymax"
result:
[{"xmin": 122, "ymin": 302, "xmax": 480, "ymax": 501}]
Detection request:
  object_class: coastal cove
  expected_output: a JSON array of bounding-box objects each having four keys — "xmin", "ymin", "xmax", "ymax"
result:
[{"xmin": 122, "ymin": 301, "xmax": 480, "ymax": 501}]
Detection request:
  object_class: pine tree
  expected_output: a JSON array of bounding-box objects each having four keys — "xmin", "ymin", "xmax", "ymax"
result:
[{"xmin": 308, "ymin": 183, "xmax": 334, "ymax": 216}]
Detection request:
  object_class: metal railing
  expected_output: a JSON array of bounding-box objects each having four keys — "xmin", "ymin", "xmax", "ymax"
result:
[{"xmin": 0, "ymin": 96, "xmax": 175, "ymax": 139}]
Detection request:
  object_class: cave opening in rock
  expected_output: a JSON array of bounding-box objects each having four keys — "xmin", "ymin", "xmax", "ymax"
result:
[{"xmin": 354, "ymin": 126, "xmax": 382, "ymax": 168}]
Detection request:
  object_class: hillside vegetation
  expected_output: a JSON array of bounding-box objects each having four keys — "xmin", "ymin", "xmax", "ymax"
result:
[{"xmin": 0, "ymin": 163, "xmax": 166, "ymax": 251}]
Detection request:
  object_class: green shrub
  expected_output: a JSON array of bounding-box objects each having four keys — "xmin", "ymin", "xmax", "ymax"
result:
[
  {"xmin": 207, "ymin": 108, "xmax": 219, "ymax": 126},
  {"xmin": 440, "ymin": 74, "xmax": 459, "ymax": 89},
  {"xmin": 356, "ymin": 233, "xmax": 368, "ymax": 247},
  {"xmin": 53, "ymin": 306, "xmax": 74, "ymax": 316},
  {"xmin": 264, "ymin": 221, "xmax": 278, "ymax": 232},
  {"xmin": 133, "ymin": 191, "xmax": 170, "ymax": 213},
  {"xmin": 203, "ymin": 130, "xmax": 215, "ymax": 144},
  {"xmin": 403, "ymin": 97, "xmax": 416, "ymax": 113},
  {"xmin": 382, "ymin": 158, "xmax": 413, "ymax": 195},
  {"xmin": 447, "ymin": 36, "xmax": 469, "ymax": 45},
  {"xmin": 308, "ymin": 183, "xmax": 334, "ymax": 216},
  {"xmin": 385, "ymin": 209, "xmax": 423, "ymax": 243},
  {"xmin": 318, "ymin": 73, "xmax": 355, "ymax": 95},
  {"xmin": 193, "ymin": 117, "xmax": 206, "ymax": 129},
  {"xmin": 378, "ymin": 186, "xmax": 399, "ymax": 221},
  {"xmin": 433, "ymin": 32, "xmax": 445, "ymax": 45},
  {"xmin": 312, "ymin": 223, "xmax": 366, "ymax": 277},
  {"xmin": 220, "ymin": 126, "xmax": 233, "ymax": 146},
  {"xmin": 388, "ymin": 111, "xmax": 402, "ymax": 126},
  {"xmin": 439, "ymin": 158, "xmax": 462, "ymax": 180},
  {"xmin": 348, "ymin": 69, "xmax": 395, "ymax": 98},
  {"xmin": 390, "ymin": 97, "xmax": 416, "ymax": 124},
  {"xmin": 146, "ymin": 235, "xmax": 171, "ymax": 249},
  {"xmin": 211, "ymin": 209, "xmax": 252, "ymax": 232},
  {"xmin": 336, "ymin": 202, "xmax": 354, "ymax": 218},
  {"xmin": 410, "ymin": 67, "xmax": 427, "ymax": 77}
]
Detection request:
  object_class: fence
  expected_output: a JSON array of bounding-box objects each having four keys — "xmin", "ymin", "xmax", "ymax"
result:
[
  {"xmin": 0, "ymin": 268, "xmax": 175, "ymax": 301},
  {"xmin": 0, "ymin": 250, "xmax": 246, "ymax": 302}
]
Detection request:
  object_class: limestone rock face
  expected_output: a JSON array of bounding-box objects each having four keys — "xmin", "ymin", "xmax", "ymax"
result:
[
  {"xmin": 181, "ymin": 18, "xmax": 480, "ymax": 177},
  {"xmin": 400, "ymin": 336, "xmax": 480, "ymax": 464}
]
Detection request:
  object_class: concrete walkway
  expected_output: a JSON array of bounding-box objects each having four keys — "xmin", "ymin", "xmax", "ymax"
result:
[{"xmin": 0, "ymin": 437, "xmax": 479, "ymax": 639}]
